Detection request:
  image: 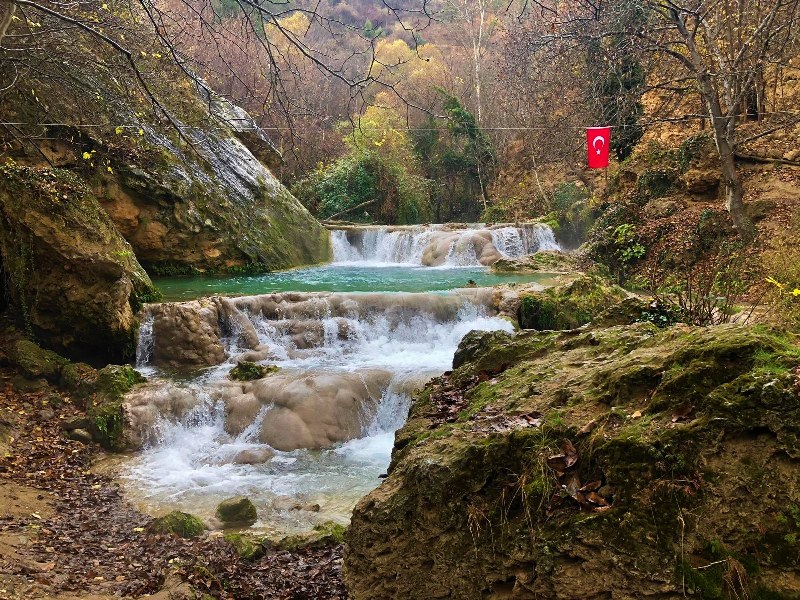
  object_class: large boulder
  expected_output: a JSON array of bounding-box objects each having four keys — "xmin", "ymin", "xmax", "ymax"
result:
[
  {"xmin": 0, "ymin": 166, "xmax": 159, "ymax": 362},
  {"xmin": 344, "ymin": 324, "xmax": 800, "ymax": 599},
  {"xmin": 1, "ymin": 6, "xmax": 330, "ymax": 275}
]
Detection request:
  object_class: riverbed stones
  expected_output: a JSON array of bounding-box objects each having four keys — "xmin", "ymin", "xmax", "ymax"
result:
[
  {"xmin": 216, "ymin": 497, "xmax": 257, "ymax": 527},
  {"xmin": 232, "ymin": 448, "xmax": 275, "ymax": 465}
]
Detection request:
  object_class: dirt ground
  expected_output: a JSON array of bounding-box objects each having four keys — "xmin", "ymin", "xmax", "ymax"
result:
[{"xmin": 0, "ymin": 367, "xmax": 348, "ymax": 600}]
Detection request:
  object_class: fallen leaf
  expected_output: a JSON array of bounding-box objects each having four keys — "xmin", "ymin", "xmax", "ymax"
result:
[
  {"xmin": 631, "ymin": 410, "xmax": 642, "ymax": 419},
  {"xmin": 671, "ymin": 404, "xmax": 694, "ymax": 423}
]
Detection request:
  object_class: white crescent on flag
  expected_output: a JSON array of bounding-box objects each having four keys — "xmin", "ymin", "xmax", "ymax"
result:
[{"xmin": 593, "ymin": 135, "xmax": 605, "ymax": 155}]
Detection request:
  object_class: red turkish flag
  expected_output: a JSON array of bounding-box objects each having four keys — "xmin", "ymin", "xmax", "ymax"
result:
[{"xmin": 587, "ymin": 127, "xmax": 611, "ymax": 169}]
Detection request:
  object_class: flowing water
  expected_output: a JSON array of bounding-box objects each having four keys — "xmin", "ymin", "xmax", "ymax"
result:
[{"xmin": 118, "ymin": 224, "xmax": 561, "ymax": 536}]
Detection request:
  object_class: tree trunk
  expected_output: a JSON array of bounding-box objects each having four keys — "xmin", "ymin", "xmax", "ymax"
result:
[{"xmin": 697, "ymin": 72, "xmax": 756, "ymax": 244}]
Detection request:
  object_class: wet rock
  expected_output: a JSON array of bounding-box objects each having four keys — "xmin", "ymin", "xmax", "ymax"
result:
[
  {"xmin": 123, "ymin": 382, "xmax": 202, "ymax": 450},
  {"xmin": 219, "ymin": 370, "xmax": 391, "ymax": 451},
  {"xmin": 148, "ymin": 300, "xmax": 227, "ymax": 369},
  {"xmin": 232, "ymin": 448, "xmax": 275, "ymax": 465},
  {"xmin": 291, "ymin": 502, "xmax": 321, "ymax": 513},
  {"xmin": 67, "ymin": 429, "xmax": 94, "ymax": 445},
  {"xmin": 84, "ymin": 365, "xmax": 146, "ymax": 451},
  {"xmin": 216, "ymin": 497, "xmax": 257, "ymax": 527},
  {"xmin": 148, "ymin": 511, "xmax": 206, "ymax": 538},
  {"xmin": 62, "ymin": 417, "xmax": 90, "ymax": 431},
  {"xmin": 9, "ymin": 340, "xmax": 68, "ymax": 382},
  {"xmin": 0, "ymin": 166, "xmax": 159, "ymax": 362}
]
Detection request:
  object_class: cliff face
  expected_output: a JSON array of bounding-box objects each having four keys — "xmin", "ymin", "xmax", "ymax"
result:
[
  {"xmin": 344, "ymin": 319, "xmax": 800, "ymax": 599},
  {"xmin": 0, "ymin": 166, "xmax": 158, "ymax": 362},
  {"xmin": 1, "ymin": 5, "xmax": 330, "ymax": 275}
]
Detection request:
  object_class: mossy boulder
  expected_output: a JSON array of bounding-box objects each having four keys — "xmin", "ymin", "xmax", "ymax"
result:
[
  {"xmin": 149, "ymin": 511, "xmax": 205, "ymax": 538},
  {"xmin": 0, "ymin": 166, "xmax": 159, "ymax": 362},
  {"xmin": 345, "ymin": 324, "xmax": 800, "ymax": 599},
  {"xmin": 517, "ymin": 274, "xmax": 628, "ymax": 330},
  {"xmin": 491, "ymin": 251, "xmax": 578, "ymax": 274},
  {"xmin": 228, "ymin": 361, "xmax": 279, "ymax": 381},
  {"xmin": 215, "ymin": 497, "xmax": 257, "ymax": 527},
  {"xmin": 276, "ymin": 521, "xmax": 347, "ymax": 551},
  {"xmin": 224, "ymin": 532, "xmax": 266, "ymax": 560},
  {"xmin": 9, "ymin": 340, "xmax": 69, "ymax": 382},
  {"xmin": 84, "ymin": 365, "xmax": 146, "ymax": 451}
]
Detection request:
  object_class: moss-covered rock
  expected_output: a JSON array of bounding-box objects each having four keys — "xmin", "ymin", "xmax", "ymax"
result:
[
  {"xmin": 84, "ymin": 365, "xmax": 146, "ymax": 451},
  {"xmin": 0, "ymin": 166, "xmax": 159, "ymax": 362},
  {"xmin": 215, "ymin": 497, "xmax": 257, "ymax": 527},
  {"xmin": 224, "ymin": 532, "xmax": 266, "ymax": 560},
  {"xmin": 228, "ymin": 361, "xmax": 279, "ymax": 381},
  {"xmin": 345, "ymin": 324, "xmax": 800, "ymax": 599},
  {"xmin": 276, "ymin": 521, "xmax": 347, "ymax": 551},
  {"xmin": 9, "ymin": 340, "xmax": 69, "ymax": 382},
  {"xmin": 517, "ymin": 274, "xmax": 628, "ymax": 330},
  {"xmin": 491, "ymin": 251, "xmax": 578, "ymax": 274},
  {"xmin": 149, "ymin": 511, "xmax": 206, "ymax": 538}
]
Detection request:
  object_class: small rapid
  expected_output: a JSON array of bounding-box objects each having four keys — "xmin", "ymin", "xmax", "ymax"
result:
[
  {"xmin": 120, "ymin": 290, "xmax": 516, "ymax": 534},
  {"xmin": 330, "ymin": 223, "xmax": 560, "ymax": 267}
]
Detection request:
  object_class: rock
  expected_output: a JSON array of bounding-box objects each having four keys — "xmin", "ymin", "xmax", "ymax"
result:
[
  {"xmin": 229, "ymin": 361, "xmax": 279, "ymax": 381},
  {"xmin": 67, "ymin": 429, "xmax": 94, "ymax": 445},
  {"xmin": 517, "ymin": 274, "xmax": 628, "ymax": 330},
  {"xmin": 277, "ymin": 521, "xmax": 346, "ymax": 551},
  {"xmin": 216, "ymin": 497, "xmax": 257, "ymax": 527},
  {"xmin": 62, "ymin": 417, "xmax": 90, "ymax": 431},
  {"xmin": 148, "ymin": 300, "xmax": 227, "ymax": 369},
  {"xmin": 123, "ymin": 382, "xmax": 202, "ymax": 450},
  {"xmin": 38, "ymin": 408, "xmax": 55, "ymax": 421},
  {"xmin": 0, "ymin": 166, "xmax": 159, "ymax": 362},
  {"xmin": 291, "ymin": 502, "xmax": 321, "ymax": 513},
  {"xmin": 218, "ymin": 370, "xmax": 391, "ymax": 451},
  {"xmin": 84, "ymin": 365, "xmax": 146, "ymax": 451},
  {"xmin": 345, "ymin": 324, "xmax": 800, "ymax": 599},
  {"xmin": 224, "ymin": 532, "xmax": 266, "ymax": 560},
  {"xmin": 680, "ymin": 166, "xmax": 721, "ymax": 197},
  {"xmin": 9, "ymin": 340, "xmax": 68, "ymax": 382},
  {"xmin": 592, "ymin": 296, "xmax": 651, "ymax": 327},
  {"xmin": 148, "ymin": 511, "xmax": 205, "ymax": 538},
  {"xmin": 491, "ymin": 251, "xmax": 577, "ymax": 274},
  {"xmin": 784, "ymin": 149, "xmax": 800, "ymax": 162},
  {"xmin": 232, "ymin": 448, "xmax": 275, "ymax": 465}
]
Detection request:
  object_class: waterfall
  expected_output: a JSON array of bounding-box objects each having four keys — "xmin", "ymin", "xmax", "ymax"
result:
[
  {"xmin": 119, "ymin": 290, "xmax": 514, "ymax": 534},
  {"xmin": 331, "ymin": 223, "xmax": 560, "ymax": 267},
  {"xmin": 135, "ymin": 310, "xmax": 154, "ymax": 367}
]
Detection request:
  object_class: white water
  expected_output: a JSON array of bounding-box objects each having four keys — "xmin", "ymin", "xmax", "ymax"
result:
[
  {"xmin": 121, "ymin": 291, "xmax": 514, "ymax": 535},
  {"xmin": 331, "ymin": 223, "xmax": 560, "ymax": 266}
]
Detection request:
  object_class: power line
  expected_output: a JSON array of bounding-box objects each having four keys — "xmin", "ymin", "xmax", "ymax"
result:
[{"xmin": 2, "ymin": 111, "xmax": 799, "ymax": 132}]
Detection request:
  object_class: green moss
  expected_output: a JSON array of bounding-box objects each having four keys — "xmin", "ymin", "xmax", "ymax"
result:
[
  {"xmin": 276, "ymin": 521, "xmax": 347, "ymax": 551},
  {"xmin": 518, "ymin": 275, "xmax": 627, "ymax": 330},
  {"xmin": 10, "ymin": 340, "xmax": 69, "ymax": 381},
  {"xmin": 149, "ymin": 511, "xmax": 205, "ymax": 538},
  {"xmin": 224, "ymin": 532, "xmax": 265, "ymax": 560},
  {"xmin": 228, "ymin": 361, "xmax": 279, "ymax": 381},
  {"xmin": 86, "ymin": 365, "xmax": 146, "ymax": 451}
]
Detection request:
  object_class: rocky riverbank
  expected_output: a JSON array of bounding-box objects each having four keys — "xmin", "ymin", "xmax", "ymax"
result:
[
  {"xmin": 0, "ymin": 352, "xmax": 347, "ymax": 600},
  {"xmin": 345, "ymin": 317, "xmax": 800, "ymax": 599}
]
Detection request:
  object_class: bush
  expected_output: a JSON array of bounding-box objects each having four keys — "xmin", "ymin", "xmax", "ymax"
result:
[{"xmin": 292, "ymin": 151, "xmax": 433, "ymax": 224}]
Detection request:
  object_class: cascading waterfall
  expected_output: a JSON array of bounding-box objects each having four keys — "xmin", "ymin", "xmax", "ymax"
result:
[
  {"xmin": 123, "ymin": 290, "xmax": 513, "ymax": 534},
  {"xmin": 330, "ymin": 223, "xmax": 561, "ymax": 266}
]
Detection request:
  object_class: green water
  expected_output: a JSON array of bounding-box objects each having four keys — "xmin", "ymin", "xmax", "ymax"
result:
[{"xmin": 153, "ymin": 265, "xmax": 557, "ymax": 301}]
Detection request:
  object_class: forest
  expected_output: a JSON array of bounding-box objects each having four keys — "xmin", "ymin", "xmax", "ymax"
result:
[{"xmin": 1, "ymin": 1, "xmax": 800, "ymax": 599}]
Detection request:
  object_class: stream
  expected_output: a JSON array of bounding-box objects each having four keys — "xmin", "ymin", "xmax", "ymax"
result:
[{"xmin": 117, "ymin": 224, "xmax": 560, "ymax": 536}]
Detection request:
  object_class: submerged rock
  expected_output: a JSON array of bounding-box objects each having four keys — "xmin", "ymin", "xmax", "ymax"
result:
[
  {"xmin": 344, "ymin": 324, "xmax": 800, "ymax": 599},
  {"xmin": 0, "ymin": 166, "xmax": 159, "ymax": 362},
  {"xmin": 229, "ymin": 361, "xmax": 279, "ymax": 381},
  {"xmin": 216, "ymin": 497, "xmax": 257, "ymax": 527}
]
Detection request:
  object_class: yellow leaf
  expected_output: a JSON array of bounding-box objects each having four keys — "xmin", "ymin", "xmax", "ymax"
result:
[
  {"xmin": 115, "ymin": 126, "xmax": 124, "ymax": 135},
  {"xmin": 82, "ymin": 152, "xmax": 92, "ymax": 160},
  {"xmin": 102, "ymin": 3, "xmax": 108, "ymax": 9},
  {"xmin": 138, "ymin": 128, "xmax": 144, "ymax": 136},
  {"xmin": 107, "ymin": 166, "xmax": 114, "ymax": 174},
  {"xmin": 792, "ymin": 289, "xmax": 800, "ymax": 297}
]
